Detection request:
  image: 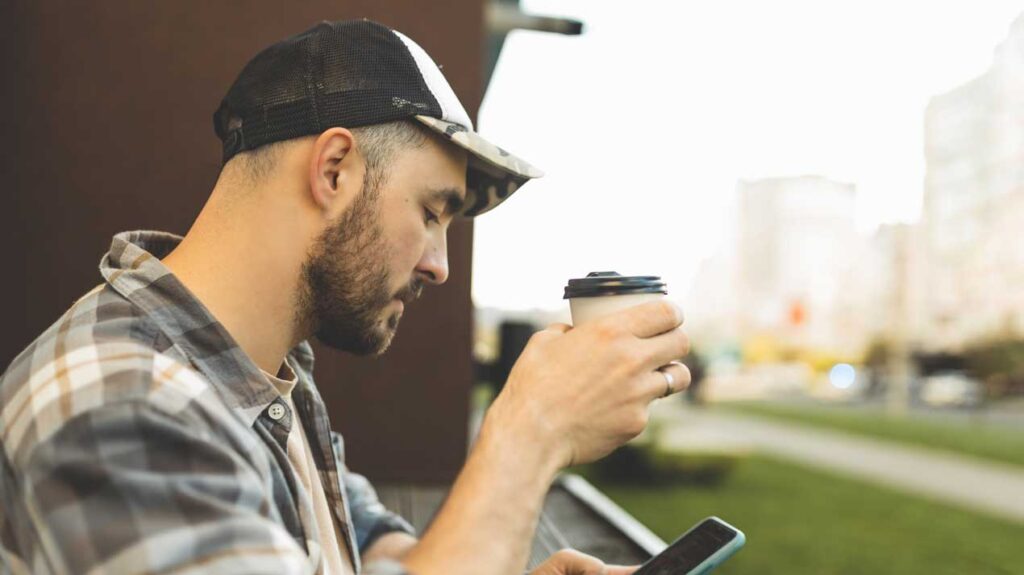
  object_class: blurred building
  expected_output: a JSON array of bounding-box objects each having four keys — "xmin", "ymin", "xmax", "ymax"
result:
[
  {"xmin": 735, "ymin": 176, "xmax": 859, "ymax": 352},
  {"xmin": 685, "ymin": 246, "xmax": 740, "ymax": 345},
  {"xmin": 922, "ymin": 12, "xmax": 1024, "ymax": 350},
  {"xmin": 684, "ymin": 193, "xmax": 740, "ymax": 347},
  {"xmin": 835, "ymin": 223, "xmax": 926, "ymax": 354}
]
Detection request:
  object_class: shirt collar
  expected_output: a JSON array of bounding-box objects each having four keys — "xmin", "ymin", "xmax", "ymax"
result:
[
  {"xmin": 99, "ymin": 230, "xmax": 316, "ymax": 425},
  {"xmin": 262, "ymin": 359, "xmax": 299, "ymax": 398}
]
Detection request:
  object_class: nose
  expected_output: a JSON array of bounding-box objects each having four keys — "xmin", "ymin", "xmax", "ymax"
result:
[{"xmin": 415, "ymin": 231, "xmax": 449, "ymax": 286}]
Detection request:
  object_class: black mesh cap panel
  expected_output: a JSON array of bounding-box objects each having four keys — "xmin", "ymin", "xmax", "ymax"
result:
[{"xmin": 213, "ymin": 20, "xmax": 444, "ymax": 163}]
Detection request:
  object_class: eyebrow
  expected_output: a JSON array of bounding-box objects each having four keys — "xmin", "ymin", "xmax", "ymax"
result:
[{"xmin": 427, "ymin": 186, "xmax": 466, "ymax": 217}]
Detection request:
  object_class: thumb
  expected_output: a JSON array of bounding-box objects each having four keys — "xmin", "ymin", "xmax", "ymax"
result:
[{"xmin": 533, "ymin": 549, "xmax": 622, "ymax": 575}]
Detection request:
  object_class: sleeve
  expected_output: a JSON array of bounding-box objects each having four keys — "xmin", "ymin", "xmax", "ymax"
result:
[
  {"xmin": 330, "ymin": 431, "xmax": 417, "ymax": 554},
  {"xmin": 20, "ymin": 401, "xmax": 314, "ymax": 575}
]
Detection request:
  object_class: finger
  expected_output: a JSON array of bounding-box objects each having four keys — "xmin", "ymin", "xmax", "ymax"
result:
[
  {"xmin": 644, "ymin": 361, "xmax": 691, "ymax": 401},
  {"xmin": 615, "ymin": 300, "xmax": 684, "ymax": 339},
  {"xmin": 545, "ymin": 549, "xmax": 606, "ymax": 575},
  {"xmin": 638, "ymin": 326, "xmax": 690, "ymax": 369},
  {"xmin": 605, "ymin": 566, "xmax": 641, "ymax": 575}
]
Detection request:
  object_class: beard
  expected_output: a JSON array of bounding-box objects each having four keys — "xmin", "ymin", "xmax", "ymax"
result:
[{"xmin": 298, "ymin": 175, "xmax": 422, "ymax": 355}]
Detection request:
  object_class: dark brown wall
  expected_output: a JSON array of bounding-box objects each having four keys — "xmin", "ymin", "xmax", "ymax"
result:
[{"xmin": 0, "ymin": 1, "xmax": 482, "ymax": 483}]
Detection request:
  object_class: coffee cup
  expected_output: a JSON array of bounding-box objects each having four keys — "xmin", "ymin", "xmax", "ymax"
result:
[{"xmin": 564, "ymin": 271, "xmax": 668, "ymax": 327}]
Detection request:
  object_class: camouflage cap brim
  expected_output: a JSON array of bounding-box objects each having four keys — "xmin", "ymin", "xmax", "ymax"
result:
[{"xmin": 415, "ymin": 115, "xmax": 544, "ymax": 217}]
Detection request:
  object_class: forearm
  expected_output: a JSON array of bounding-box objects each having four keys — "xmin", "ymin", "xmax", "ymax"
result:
[{"xmin": 401, "ymin": 412, "xmax": 562, "ymax": 575}]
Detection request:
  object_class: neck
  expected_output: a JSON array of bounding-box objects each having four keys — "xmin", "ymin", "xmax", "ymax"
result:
[{"xmin": 162, "ymin": 182, "xmax": 313, "ymax": 375}]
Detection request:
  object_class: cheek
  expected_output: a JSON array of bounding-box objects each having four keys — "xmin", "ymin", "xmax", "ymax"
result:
[{"xmin": 387, "ymin": 218, "xmax": 426, "ymax": 275}]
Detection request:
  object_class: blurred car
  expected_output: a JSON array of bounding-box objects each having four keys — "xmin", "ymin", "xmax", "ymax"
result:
[{"xmin": 919, "ymin": 372, "xmax": 984, "ymax": 408}]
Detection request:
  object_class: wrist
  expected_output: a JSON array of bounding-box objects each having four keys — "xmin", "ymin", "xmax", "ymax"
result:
[
  {"xmin": 363, "ymin": 531, "xmax": 418, "ymax": 564},
  {"xmin": 478, "ymin": 399, "xmax": 567, "ymax": 483}
]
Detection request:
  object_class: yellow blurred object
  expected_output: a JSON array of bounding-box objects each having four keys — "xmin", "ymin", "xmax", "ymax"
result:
[{"xmin": 743, "ymin": 334, "xmax": 782, "ymax": 364}]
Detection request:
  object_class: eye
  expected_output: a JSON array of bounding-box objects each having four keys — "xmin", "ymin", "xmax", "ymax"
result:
[{"xmin": 424, "ymin": 207, "xmax": 440, "ymax": 225}]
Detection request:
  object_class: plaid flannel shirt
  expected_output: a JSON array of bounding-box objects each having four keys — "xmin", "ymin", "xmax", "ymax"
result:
[{"xmin": 0, "ymin": 231, "xmax": 415, "ymax": 575}]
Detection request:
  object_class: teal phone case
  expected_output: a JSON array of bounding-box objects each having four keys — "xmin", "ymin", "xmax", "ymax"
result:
[
  {"xmin": 691, "ymin": 519, "xmax": 744, "ymax": 573},
  {"xmin": 642, "ymin": 516, "xmax": 746, "ymax": 575}
]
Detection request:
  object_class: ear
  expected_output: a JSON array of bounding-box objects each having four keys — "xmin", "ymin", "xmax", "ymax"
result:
[{"xmin": 308, "ymin": 127, "xmax": 359, "ymax": 216}]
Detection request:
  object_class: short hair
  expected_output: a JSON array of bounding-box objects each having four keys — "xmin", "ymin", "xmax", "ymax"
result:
[{"xmin": 232, "ymin": 120, "xmax": 430, "ymax": 186}]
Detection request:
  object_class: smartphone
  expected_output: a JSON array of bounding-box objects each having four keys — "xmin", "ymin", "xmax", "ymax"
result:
[{"xmin": 633, "ymin": 516, "xmax": 745, "ymax": 575}]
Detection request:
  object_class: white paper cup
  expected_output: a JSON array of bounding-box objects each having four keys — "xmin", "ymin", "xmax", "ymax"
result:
[{"xmin": 564, "ymin": 272, "xmax": 668, "ymax": 327}]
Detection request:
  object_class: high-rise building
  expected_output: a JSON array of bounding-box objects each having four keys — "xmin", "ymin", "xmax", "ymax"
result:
[
  {"xmin": 835, "ymin": 222, "xmax": 926, "ymax": 354},
  {"xmin": 922, "ymin": 13, "xmax": 1024, "ymax": 349},
  {"xmin": 736, "ymin": 176, "xmax": 859, "ymax": 351}
]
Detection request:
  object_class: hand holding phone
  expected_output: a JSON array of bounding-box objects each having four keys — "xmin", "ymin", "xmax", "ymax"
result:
[{"xmin": 634, "ymin": 516, "xmax": 745, "ymax": 575}]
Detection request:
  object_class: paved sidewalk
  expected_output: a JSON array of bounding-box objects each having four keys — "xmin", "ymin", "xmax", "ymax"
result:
[{"xmin": 652, "ymin": 402, "xmax": 1024, "ymax": 524}]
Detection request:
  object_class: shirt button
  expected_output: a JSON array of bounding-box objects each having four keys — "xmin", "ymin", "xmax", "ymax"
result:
[{"xmin": 268, "ymin": 403, "xmax": 286, "ymax": 421}]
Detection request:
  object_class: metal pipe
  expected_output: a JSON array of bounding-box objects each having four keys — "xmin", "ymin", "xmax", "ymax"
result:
[{"xmin": 487, "ymin": 3, "xmax": 583, "ymax": 36}]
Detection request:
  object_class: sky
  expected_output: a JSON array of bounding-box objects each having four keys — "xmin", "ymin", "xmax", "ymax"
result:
[{"xmin": 470, "ymin": 0, "xmax": 1024, "ymax": 312}]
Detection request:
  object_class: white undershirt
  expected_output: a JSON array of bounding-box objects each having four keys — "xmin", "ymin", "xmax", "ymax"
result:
[{"xmin": 263, "ymin": 363, "xmax": 355, "ymax": 575}]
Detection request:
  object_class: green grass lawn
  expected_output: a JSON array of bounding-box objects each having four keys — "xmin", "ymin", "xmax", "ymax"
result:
[
  {"xmin": 581, "ymin": 455, "xmax": 1024, "ymax": 575},
  {"xmin": 718, "ymin": 401, "xmax": 1024, "ymax": 468}
]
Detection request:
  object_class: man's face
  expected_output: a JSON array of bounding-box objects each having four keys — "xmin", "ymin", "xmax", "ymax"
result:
[{"xmin": 301, "ymin": 134, "xmax": 467, "ymax": 355}]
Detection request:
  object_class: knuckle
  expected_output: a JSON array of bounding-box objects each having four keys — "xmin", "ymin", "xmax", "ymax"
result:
[
  {"xmin": 620, "ymin": 347, "xmax": 648, "ymax": 371},
  {"xmin": 592, "ymin": 320, "xmax": 622, "ymax": 342}
]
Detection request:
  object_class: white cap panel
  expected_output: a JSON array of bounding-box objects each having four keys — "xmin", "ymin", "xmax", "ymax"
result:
[{"xmin": 391, "ymin": 30, "xmax": 474, "ymax": 131}]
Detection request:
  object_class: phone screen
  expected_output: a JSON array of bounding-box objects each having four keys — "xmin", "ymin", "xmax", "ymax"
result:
[{"xmin": 635, "ymin": 518, "xmax": 739, "ymax": 574}]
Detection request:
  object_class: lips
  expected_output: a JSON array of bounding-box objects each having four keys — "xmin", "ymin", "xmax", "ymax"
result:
[{"xmin": 396, "ymin": 282, "xmax": 424, "ymax": 306}]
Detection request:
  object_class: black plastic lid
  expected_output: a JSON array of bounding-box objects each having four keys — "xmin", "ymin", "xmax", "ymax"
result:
[{"xmin": 563, "ymin": 271, "xmax": 667, "ymax": 299}]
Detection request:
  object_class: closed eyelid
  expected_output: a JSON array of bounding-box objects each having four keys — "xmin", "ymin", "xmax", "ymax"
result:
[{"xmin": 426, "ymin": 187, "xmax": 466, "ymax": 216}]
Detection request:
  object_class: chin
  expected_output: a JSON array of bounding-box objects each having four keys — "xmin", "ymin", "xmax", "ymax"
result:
[
  {"xmin": 314, "ymin": 323, "xmax": 393, "ymax": 357},
  {"xmin": 387, "ymin": 309, "xmax": 403, "ymax": 329},
  {"xmin": 380, "ymin": 315, "xmax": 401, "ymax": 345},
  {"xmin": 365, "ymin": 331, "xmax": 396, "ymax": 356},
  {"xmin": 365, "ymin": 314, "xmax": 401, "ymax": 356}
]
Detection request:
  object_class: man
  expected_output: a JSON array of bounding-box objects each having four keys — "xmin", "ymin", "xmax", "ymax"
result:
[{"xmin": 0, "ymin": 20, "xmax": 690, "ymax": 575}]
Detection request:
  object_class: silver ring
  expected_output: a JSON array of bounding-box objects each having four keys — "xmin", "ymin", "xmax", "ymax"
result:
[{"xmin": 660, "ymin": 368, "xmax": 674, "ymax": 398}]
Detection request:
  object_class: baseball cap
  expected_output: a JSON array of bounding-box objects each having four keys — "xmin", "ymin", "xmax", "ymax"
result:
[{"xmin": 213, "ymin": 19, "xmax": 543, "ymax": 217}]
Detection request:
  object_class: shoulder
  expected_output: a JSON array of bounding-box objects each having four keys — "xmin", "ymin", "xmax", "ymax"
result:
[{"xmin": 0, "ymin": 284, "xmax": 216, "ymax": 469}]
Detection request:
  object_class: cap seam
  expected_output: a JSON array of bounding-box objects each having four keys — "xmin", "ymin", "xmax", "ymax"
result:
[
  {"xmin": 305, "ymin": 26, "xmax": 322, "ymax": 131},
  {"xmin": 390, "ymin": 30, "xmax": 447, "ymax": 121}
]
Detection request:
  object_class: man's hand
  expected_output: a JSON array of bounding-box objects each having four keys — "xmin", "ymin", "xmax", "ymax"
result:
[
  {"xmin": 402, "ymin": 301, "xmax": 688, "ymax": 575},
  {"xmin": 529, "ymin": 549, "xmax": 639, "ymax": 575},
  {"xmin": 487, "ymin": 300, "xmax": 691, "ymax": 468}
]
